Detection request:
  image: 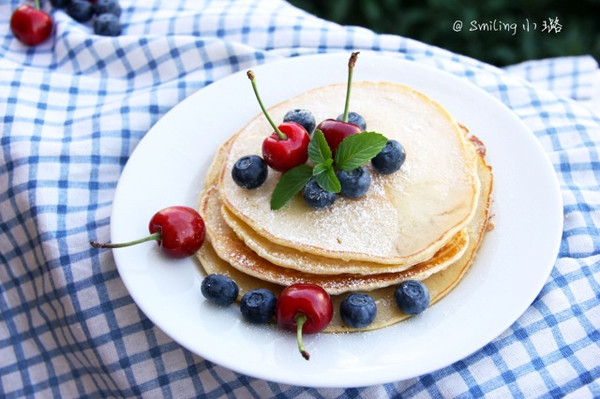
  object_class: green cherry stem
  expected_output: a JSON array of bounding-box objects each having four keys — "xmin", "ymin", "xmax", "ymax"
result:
[
  {"xmin": 90, "ymin": 232, "xmax": 161, "ymax": 249},
  {"xmin": 34, "ymin": 0, "xmax": 41, "ymax": 10},
  {"xmin": 247, "ymin": 70, "xmax": 287, "ymax": 140},
  {"xmin": 295, "ymin": 314, "xmax": 310, "ymax": 360},
  {"xmin": 342, "ymin": 51, "xmax": 359, "ymax": 123}
]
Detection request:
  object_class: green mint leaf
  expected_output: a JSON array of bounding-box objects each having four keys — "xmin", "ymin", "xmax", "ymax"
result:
[
  {"xmin": 315, "ymin": 164, "xmax": 341, "ymax": 193},
  {"xmin": 313, "ymin": 158, "xmax": 333, "ymax": 176},
  {"xmin": 270, "ymin": 165, "xmax": 313, "ymax": 210},
  {"xmin": 334, "ymin": 132, "xmax": 388, "ymax": 171},
  {"xmin": 308, "ymin": 130, "xmax": 332, "ymax": 165}
]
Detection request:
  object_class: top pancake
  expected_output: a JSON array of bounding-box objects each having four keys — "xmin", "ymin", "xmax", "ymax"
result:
[{"xmin": 219, "ymin": 81, "xmax": 480, "ymax": 265}]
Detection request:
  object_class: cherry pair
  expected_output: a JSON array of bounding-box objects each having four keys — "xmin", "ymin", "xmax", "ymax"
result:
[{"xmin": 248, "ymin": 52, "xmax": 363, "ymax": 174}]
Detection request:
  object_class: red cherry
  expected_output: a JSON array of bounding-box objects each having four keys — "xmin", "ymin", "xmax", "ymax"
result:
[
  {"xmin": 316, "ymin": 52, "xmax": 362, "ymax": 155},
  {"xmin": 90, "ymin": 206, "xmax": 206, "ymax": 259},
  {"xmin": 316, "ymin": 119, "xmax": 362, "ymax": 156},
  {"xmin": 276, "ymin": 283, "xmax": 333, "ymax": 360},
  {"xmin": 247, "ymin": 70, "xmax": 310, "ymax": 172},
  {"xmin": 148, "ymin": 206, "xmax": 206, "ymax": 258},
  {"xmin": 10, "ymin": 3, "xmax": 53, "ymax": 46},
  {"xmin": 262, "ymin": 121, "xmax": 310, "ymax": 172}
]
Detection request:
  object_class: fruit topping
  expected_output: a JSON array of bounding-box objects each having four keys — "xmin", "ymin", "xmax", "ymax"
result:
[
  {"xmin": 93, "ymin": 12, "xmax": 121, "ymax": 36},
  {"xmin": 337, "ymin": 166, "xmax": 371, "ymax": 199},
  {"xmin": 283, "ymin": 109, "xmax": 316, "ymax": 136},
  {"xmin": 340, "ymin": 293, "xmax": 377, "ymax": 328},
  {"xmin": 316, "ymin": 118, "xmax": 362, "ymax": 156},
  {"xmin": 336, "ymin": 111, "xmax": 366, "ymax": 131},
  {"xmin": 231, "ymin": 155, "xmax": 268, "ymax": 189},
  {"xmin": 371, "ymin": 139, "xmax": 406, "ymax": 175},
  {"xmin": 261, "ymin": 121, "xmax": 310, "ymax": 173},
  {"xmin": 394, "ymin": 280, "xmax": 430, "ymax": 315},
  {"xmin": 302, "ymin": 178, "xmax": 337, "ymax": 209},
  {"xmin": 318, "ymin": 52, "xmax": 362, "ymax": 154},
  {"xmin": 201, "ymin": 274, "xmax": 239, "ymax": 306},
  {"xmin": 247, "ymin": 71, "xmax": 310, "ymax": 172},
  {"xmin": 10, "ymin": 2, "xmax": 53, "ymax": 46},
  {"xmin": 240, "ymin": 288, "xmax": 277, "ymax": 324},
  {"xmin": 276, "ymin": 283, "xmax": 333, "ymax": 360},
  {"xmin": 270, "ymin": 130, "xmax": 386, "ymax": 210},
  {"xmin": 90, "ymin": 206, "xmax": 205, "ymax": 258}
]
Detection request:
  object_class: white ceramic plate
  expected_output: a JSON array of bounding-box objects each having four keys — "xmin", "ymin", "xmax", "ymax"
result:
[{"xmin": 110, "ymin": 53, "xmax": 563, "ymax": 388}]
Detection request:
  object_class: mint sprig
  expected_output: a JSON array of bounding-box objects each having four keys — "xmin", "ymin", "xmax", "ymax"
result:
[
  {"xmin": 270, "ymin": 165, "xmax": 313, "ymax": 210},
  {"xmin": 270, "ymin": 130, "xmax": 388, "ymax": 210},
  {"xmin": 335, "ymin": 132, "xmax": 389, "ymax": 171},
  {"xmin": 308, "ymin": 130, "xmax": 331, "ymax": 165}
]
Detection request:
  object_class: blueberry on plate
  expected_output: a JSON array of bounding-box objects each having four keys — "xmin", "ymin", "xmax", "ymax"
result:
[
  {"xmin": 231, "ymin": 155, "xmax": 268, "ymax": 189},
  {"xmin": 302, "ymin": 178, "xmax": 336, "ymax": 209},
  {"xmin": 93, "ymin": 13, "xmax": 121, "ymax": 37},
  {"xmin": 394, "ymin": 280, "xmax": 430, "ymax": 315},
  {"xmin": 340, "ymin": 293, "xmax": 377, "ymax": 328},
  {"xmin": 283, "ymin": 109, "xmax": 316, "ymax": 136},
  {"xmin": 337, "ymin": 166, "xmax": 371, "ymax": 199},
  {"xmin": 201, "ymin": 274, "xmax": 239, "ymax": 306},
  {"xmin": 67, "ymin": 0, "xmax": 94, "ymax": 22},
  {"xmin": 336, "ymin": 111, "xmax": 366, "ymax": 131},
  {"xmin": 240, "ymin": 288, "xmax": 277, "ymax": 324},
  {"xmin": 94, "ymin": 0, "xmax": 122, "ymax": 17},
  {"xmin": 371, "ymin": 140, "xmax": 406, "ymax": 175}
]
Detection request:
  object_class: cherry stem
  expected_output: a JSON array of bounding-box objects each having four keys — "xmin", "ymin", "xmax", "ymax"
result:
[
  {"xmin": 247, "ymin": 70, "xmax": 287, "ymax": 141},
  {"xmin": 295, "ymin": 314, "xmax": 310, "ymax": 360},
  {"xmin": 342, "ymin": 52, "xmax": 359, "ymax": 123},
  {"xmin": 90, "ymin": 232, "xmax": 161, "ymax": 249}
]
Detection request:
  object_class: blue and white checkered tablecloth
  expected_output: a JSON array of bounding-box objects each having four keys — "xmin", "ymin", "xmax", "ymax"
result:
[{"xmin": 1, "ymin": 0, "xmax": 599, "ymax": 397}]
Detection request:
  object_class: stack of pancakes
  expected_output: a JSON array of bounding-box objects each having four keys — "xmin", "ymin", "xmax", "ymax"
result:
[{"xmin": 197, "ymin": 81, "xmax": 493, "ymax": 332}]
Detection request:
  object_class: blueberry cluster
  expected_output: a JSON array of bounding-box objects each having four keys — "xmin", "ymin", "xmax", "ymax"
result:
[
  {"xmin": 340, "ymin": 280, "xmax": 431, "ymax": 328},
  {"xmin": 201, "ymin": 274, "xmax": 278, "ymax": 324},
  {"xmin": 200, "ymin": 274, "xmax": 430, "ymax": 330},
  {"xmin": 50, "ymin": 0, "xmax": 122, "ymax": 36},
  {"xmin": 294, "ymin": 109, "xmax": 405, "ymax": 210}
]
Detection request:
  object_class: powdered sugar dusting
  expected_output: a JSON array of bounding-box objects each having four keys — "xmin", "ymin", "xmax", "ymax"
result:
[{"xmin": 219, "ymin": 82, "xmax": 480, "ymax": 263}]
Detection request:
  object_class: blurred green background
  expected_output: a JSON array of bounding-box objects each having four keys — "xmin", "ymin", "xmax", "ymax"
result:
[{"xmin": 288, "ymin": 0, "xmax": 600, "ymax": 66}]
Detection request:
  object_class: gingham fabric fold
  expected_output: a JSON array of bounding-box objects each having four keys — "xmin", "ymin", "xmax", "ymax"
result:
[{"xmin": 1, "ymin": 0, "xmax": 599, "ymax": 397}]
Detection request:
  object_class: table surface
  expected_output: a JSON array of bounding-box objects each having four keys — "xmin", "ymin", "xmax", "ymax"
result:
[{"xmin": 1, "ymin": 1, "xmax": 599, "ymax": 398}]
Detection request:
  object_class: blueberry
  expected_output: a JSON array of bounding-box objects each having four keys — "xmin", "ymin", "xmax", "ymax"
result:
[
  {"xmin": 337, "ymin": 166, "xmax": 371, "ymax": 199},
  {"xmin": 240, "ymin": 288, "xmax": 277, "ymax": 324},
  {"xmin": 371, "ymin": 140, "xmax": 406, "ymax": 175},
  {"xmin": 302, "ymin": 178, "xmax": 336, "ymax": 209},
  {"xmin": 340, "ymin": 293, "xmax": 377, "ymax": 328},
  {"xmin": 231, "ymin": 155, "xmax": 268, "ymax": 189},
  {"xmin": 201, "ymin": 274, "xmax": 239, "ymax": 306},
  {"xmin": 394, "ymin": 280, "xmax": 430, "ymax": 315},
  {"xmin": 93, "ymin": 13, "xmax": 121, "ymax": 36},
  {"xmin": 50, "ymin": 0, "xmax": 69, "ymax": 8},
  {"xmin": 283, "ymin": 109, "xmax": 316, "ymax": 135},
  {"xmin": 94, "ymin": 0, "xmax": 122, "ymax": 17},
  {"xmin": 67, "ymin": 0, "xmax": 94, "ymax": 22},
  {"xmin": 336, "ymin": 112, "xmax": 366, "ymax": 131}
]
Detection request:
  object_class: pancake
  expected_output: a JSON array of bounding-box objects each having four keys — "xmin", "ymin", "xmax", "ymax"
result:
[
  {"xmin": 200, "ymin": 184, "xmax": 469, "ymax": 294},
  {"xmin": 196, "ymin": 134, "xmax": 493, "ymax": 332},
  {"xmin": 218, "ymin": 81, "xmax": 481, "ymax": 265},
  {"xmin": 221, "ymin": 204, "xmax": 469, "ymax": 275}
]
